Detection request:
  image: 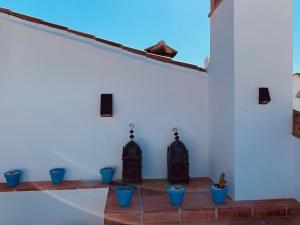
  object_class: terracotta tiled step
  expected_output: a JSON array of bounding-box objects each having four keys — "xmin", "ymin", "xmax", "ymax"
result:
[
  {"xmin": 104, "ymin": 177, "xmax": 300, "ymax": 225},
  {"xmin": 0, "ymin": 180, "xmax": 108, "ymax": 192}
]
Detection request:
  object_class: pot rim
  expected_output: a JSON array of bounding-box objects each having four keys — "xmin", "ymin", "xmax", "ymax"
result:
[
  {"xmin": 100, "ymin": 167, "xmax": 116, "ymax": 172},
  {"xmin": 115, "ymin": 185, "xmax": 134, "ymax": 192},
  {"xmin": 50, "ymin": 168, "xmax": 65, "ymax": 173},
  {"xmin": 4, "ymin": 169, "xmax": 22, "ymax": 176}
]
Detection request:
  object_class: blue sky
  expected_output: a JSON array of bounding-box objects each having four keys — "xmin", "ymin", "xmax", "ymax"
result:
[{"xmin": 0, "ymin": 0, "xmax": 299, "ymax": 72}]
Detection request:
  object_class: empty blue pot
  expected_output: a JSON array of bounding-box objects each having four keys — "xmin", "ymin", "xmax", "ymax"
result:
[
  {"xmin": 210, "ymin": 185, "xmax": 228, "ymax": 204},
  {"xmin": 100, "ymin": 167, "xmax": 115, "ymax": 184},
  {"xmin": 115, "ymin": 186, "xmax": 134, "ymax": 207},
  {"xmin": 167, "ymin": 185, "xmax": 186, "ymax": 206},
  {"xmin": 4, "ymin": 170, "xmax": 22, "ymax": 188},
  {"xmin": 49, "ymin": 168, "xmax": 65, "ymax": 184}
]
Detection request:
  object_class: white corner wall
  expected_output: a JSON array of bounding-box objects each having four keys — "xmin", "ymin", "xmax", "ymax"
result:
[
  {"xmin": 210, "ymin": 0, "xmax": 294, "ymax": 200},
  {"xmin": 293, "ymin": 76, "xmax": 300, "ymax": 200},
  {"xmin": 234, "ymin": 0, "xmax": 294, "ymax": 200},
  {"xmin": 0, "ymin": 15, "xmax": 209, "ymax": 182},
  {"xmin": 209, "ymin": 0, "xmax": 236, "ymax": 198}
]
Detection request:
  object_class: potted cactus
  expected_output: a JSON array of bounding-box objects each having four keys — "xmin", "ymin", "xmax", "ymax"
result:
[
  {"xmin": 115, "ymin": 185, "xmax": 134, "ymax": 207},
  {"xmin": 167, "ymin": 185, "xmax": 186, "ymax": 206},
  {"xmin": 49, "ymin": 168, "xmax": 65, "ymax": 184},
  {"xmin": 100, "ymin": 167, "xmax": 115, "ymax": 184},
  {"xmin": 210, "ymin": 173, "xmax": 228, "ymax": 204},
  {"xmin": 4, "ymin": 170, "xmax": 22, "ymax": 188}
]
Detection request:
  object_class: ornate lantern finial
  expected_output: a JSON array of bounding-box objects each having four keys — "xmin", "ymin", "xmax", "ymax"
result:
[
  {"xmin": 129, "ymin": 123, "xmax": 135, "ymax": 140},
  {"xmin": 172, "ymin": 128, "xmax": 179, "ymax": 140}
]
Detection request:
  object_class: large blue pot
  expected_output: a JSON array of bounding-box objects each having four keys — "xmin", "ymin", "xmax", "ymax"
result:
[
  {"xmin": 210, "ymin": 185, "xmax": 228, "ymax": 204},
  {"xmin": 167, "ymin": 186, "xmax": 186, "ymax": 206},
  {"xmin": 100, "ymin": 167, "xmax": 115, "ymax": 184},
  {"xmin": 49, "ymin": 168, "xmax": 65, "ymax": 184},
  {"xmin": 115, "ymin": 186, "xmax": 134, "ymax": 207},
  {"xmin": 4, "ymin": 170, "xmax": 22, "ymax": 188}
]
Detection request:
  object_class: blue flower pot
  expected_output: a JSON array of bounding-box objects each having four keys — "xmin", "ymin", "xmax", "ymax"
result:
[
  {"xmin": 49, "ymin": 168, "xmax": 65, "ymax": 184},
  {"xmin": 4, "ymin": 170, "xmax": 22, "ymax": 188},
  {"xmin": 115, "ymin": 186, "xmax": 134, "ymax": 207},
  {"xmin": 167, "ymin": 185, "xmax": 186, "ymax": 206},
  {"xmin": 100, "ymin": 167, "xmax": 115, "ymax": 184},
  {"xmin": 210, "ymin": 185, "xmax": 228, "ymax": 204}
]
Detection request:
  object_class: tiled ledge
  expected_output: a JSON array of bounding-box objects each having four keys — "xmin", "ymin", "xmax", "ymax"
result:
[
  {"xmin": 104, "ymin": 177, "xmax": 300, "ymax": 225},
  {"xmin": 0, "ymin": 180, "xmax": 116, "ymax": 192}
]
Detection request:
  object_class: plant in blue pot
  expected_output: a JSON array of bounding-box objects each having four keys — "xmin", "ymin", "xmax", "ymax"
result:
[
  {"xmin": 167, "ymin": 185, "xmax": 186, "ymax": 206},
  {"xmin": 115, "ymin": 185, "xmax": 134, "ymax": 207},
  {"xmin": 49, "ymin": 168, "xmax": 65, "ymax": 184},
  {"xmin": 100, "ymin": 167, "xmax": 115, "ymax": 184},
  {"xmin": 210, "ymin": 173, "xmax": 228, "ymax": 204},
  {"xmin": 4, "ymin": 170, "xmax": 22, "ymax": 188}
]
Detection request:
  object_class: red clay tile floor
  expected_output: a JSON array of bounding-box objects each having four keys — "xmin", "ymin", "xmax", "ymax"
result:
[
  {"xmin": 1, "ymin": 178, "xmax": 300, "ymax": 224},
  {"xmin": 104, "ymin": 178, "xmax": 300, "ymax": 225}
]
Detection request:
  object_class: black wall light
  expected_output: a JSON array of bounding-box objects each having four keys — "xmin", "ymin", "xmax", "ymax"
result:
[
  {"xmin": 259, "ymin": 88, "xmax": 271, "ymax": 105},
  {"xmin": 100, "ymin": 94, "xmax": 113, "ymax": 117}
]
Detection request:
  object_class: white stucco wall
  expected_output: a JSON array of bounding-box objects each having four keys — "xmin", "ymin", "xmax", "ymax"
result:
[
  {"xmin": 293, "ymin": 75, "xmax": 300, "ymax": 111},
  {"xmin": 209, "ymin": 0, "xmax": 236, "ymax": 198},
  {"xmin": 234, "ymin": 0, "xmax": 294, "ymax": 200},
  {"xmin": 0, "ymin": 189, "xmax": 108, "ymax": 225},
  {"xmin": 293, "ymin": 76, "xmax": 300, "ymax": 200},
  {"xmin": 210, "ymin": 0, "xmax": 294, "ymax": 200},
  {"xmin": 0, "ymin": 14, "xmax": 209, "ymax": 182}
]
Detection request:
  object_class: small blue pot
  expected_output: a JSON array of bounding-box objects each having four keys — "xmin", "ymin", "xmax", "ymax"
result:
[
  {"xmin": 4, "ymin": 170, "xmax": 22, "ymax": 188},
  {"xmin": 167, "ymin": 185, "xmax": 186, "ymax": 206},
  {"xmin": 49, "ymin": 168, "xmax": 65, "ymax": 184},
  {"xmin": 100, "ymin": 167, "xmax": 115, "ymax": 184},
  {"xmin": 115, "ymin": 186, "xmax": 134, "ymax": 207},
  {"xmin": 210, "ymin": 185, "xmax": 228, "ymax": 204}
]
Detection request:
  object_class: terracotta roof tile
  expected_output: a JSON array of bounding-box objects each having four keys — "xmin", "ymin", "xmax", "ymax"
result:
[{"xmin": 0, "ymin": 7, "xmax": 206, "ymax": 73}]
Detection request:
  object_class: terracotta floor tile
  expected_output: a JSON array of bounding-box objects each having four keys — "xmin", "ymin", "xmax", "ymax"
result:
[
  {"xmin": 142, "ymin": 194, "xmax": 178, "ymax": 212},
  {"xmin": 144, "ymin": 223, "xmax": 179, "ymax": 225},
  {"xmin": 287, "ymin": 204, "xmax": 300, "ymax": 216},
  {"xmin": 48, "ymin": 180, "xmax": 80, "ymax": 190},
  {"xmin": 181, "ymin": 208, "xmax": 216, "ymax": 222},
  {"xmin": 191, "ymin": 177, "xmax": 213, "ymax": 192},
  {"xmin": 218, "ymin": 207, "xmax": 252, "ymax": 220},
  {"xmin": 180, "ymin": 193, "xmax": 215, "ymax": 210},
  {"xmin": 79, "ymin": 180, "xmax": 107, "ymax": 189},
  {"xmin": 255, "ymin": 217, "xmax": 297, "ymax": 225},
  {"xmin": 141, "ymin": 179, "xmax": 168, "ymax": 195},
  {"xmin": 16, "ymin": 181, "xmax": 50, "ymax": 191},
  {"xmin": 0, "ymin": 182, "xmax": 15, "ymax": 192},
  {"xmin": 253, "ymin": 207, "xmax": 287, "ymax": 218},
  {"xmin": 251, "ymin": 199, "xmax": 298, "ymax": 207},
  {"xmin": 143, "ymin": 210, "xmax": 179, "ymax": 224},
  {"xmin": 104, "ymin": 212, "xmax": 141, "ymax": 225}
]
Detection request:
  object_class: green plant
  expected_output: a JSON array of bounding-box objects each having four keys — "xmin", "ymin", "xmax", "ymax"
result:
[{"xmin": 215, "ymin": 173, "xmax": 227, "ymax": 189}]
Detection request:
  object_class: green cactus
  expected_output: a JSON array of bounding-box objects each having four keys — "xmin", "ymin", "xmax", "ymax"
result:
[{"xmin": 215, "ymin": 173, "xmax": 227, "ymax": 189}]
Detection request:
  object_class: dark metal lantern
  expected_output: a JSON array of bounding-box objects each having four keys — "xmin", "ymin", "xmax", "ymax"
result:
[
  {"xmin": 122, "ymin": 124, "xmax": 142, "ymax": 184},
  {"xmin": 167, "ymin": 128, "xmax": 189, "ymax": 184}
]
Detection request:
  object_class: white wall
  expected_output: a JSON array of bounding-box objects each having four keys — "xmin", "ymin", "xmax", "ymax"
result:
[
  {"xmin": 210, "ymin": 0, "xmax": 294, "ymax": 200},
  {"xmin": 0, "ymin": 14, "xmax": 209, "ymax": 182},
  {"xmin": 293, "ymin": 76, "xmax": 300, "ymax": 200},
  {"xmin": 0, "ymin": 189, "xmax": 108, "ymax": 225},
  {"xmin": 209, "ymin": 0, "xmax": 236, "ymax": 198},
  {"xmin": 293, "ymin": 76, "xmax": 300, "ymax": 111},
  {"xmin": 234, "ymin": 0, "xmax": 294, "ymax": 200}
]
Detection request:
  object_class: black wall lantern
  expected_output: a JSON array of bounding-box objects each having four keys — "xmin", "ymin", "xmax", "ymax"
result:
[
  {"xmin": 100, "ymin": 94, "xmax": 113, "ymax": 117},
  {"xmin": 259, "ymin": 88, "xmax": 271, "ymax": 105}
]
